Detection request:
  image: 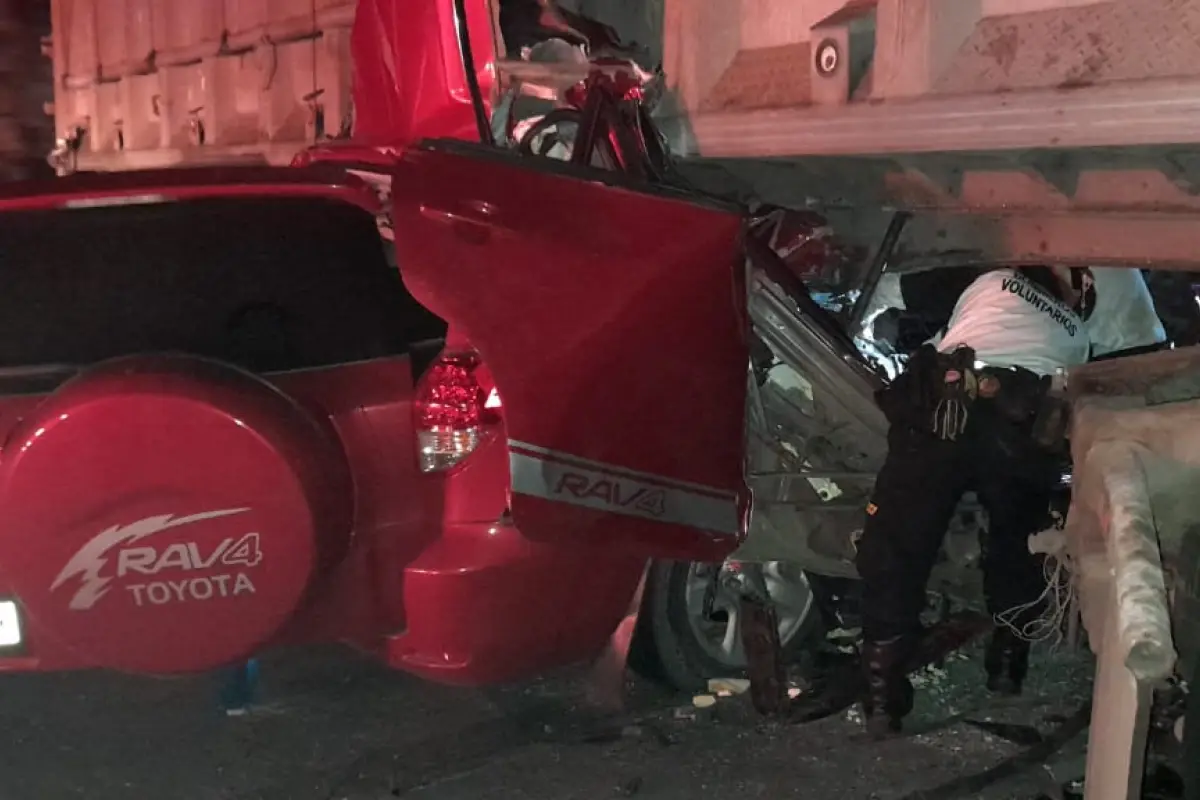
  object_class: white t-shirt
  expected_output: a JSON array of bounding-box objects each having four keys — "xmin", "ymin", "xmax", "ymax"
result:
[
  {"xmin": 1085, "ymin": 267, "xmax": 1167, "ymax": 357},
  {"xmin": 935, "ymin": 269, "xmax": 1090, "ymax": 376}
]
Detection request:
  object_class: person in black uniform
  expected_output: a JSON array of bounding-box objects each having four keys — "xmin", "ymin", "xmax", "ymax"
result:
[{"xmin": 855, "ymin": 266, "xmax": 1094, "ymax": 739}]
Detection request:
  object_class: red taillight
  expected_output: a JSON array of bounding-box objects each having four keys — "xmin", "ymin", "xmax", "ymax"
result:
[{"xmin": 415, "ymin": 350, "xmax": 502, "ymax": 473}]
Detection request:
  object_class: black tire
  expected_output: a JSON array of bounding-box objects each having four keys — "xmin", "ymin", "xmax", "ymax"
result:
[{"xmin": 630, "ymin": 560, "xmax": 822, "ymax": 693}]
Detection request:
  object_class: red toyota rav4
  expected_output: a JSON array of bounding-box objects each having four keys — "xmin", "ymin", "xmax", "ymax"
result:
[
  {"xmin": 0, "ymin": 0, "xmax": 770, "ymax": 689},
  {"xmin": 0, "ymin": 149, "xmax": 750, "ymax": 686}
]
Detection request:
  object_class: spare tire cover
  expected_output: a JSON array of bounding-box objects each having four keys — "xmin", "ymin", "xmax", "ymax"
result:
[{"xmin": 0, "ymin": 355, "xmax": 354, "ymax": 674}]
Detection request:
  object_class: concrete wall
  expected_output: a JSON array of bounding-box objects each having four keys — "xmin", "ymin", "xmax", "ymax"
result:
[
  {"xmin": 935, "ymin": 0, "xmax": 1200, "ymax": 95},
  {"xmin": 740, "ymin": 0, "xmax": 846, "ymax": 49},
  {"xmin": 665, "ymin": 0, "xmax": 1200, "ymax": 113},
  {"xmin": 982, "ymin": 0, "xmax": 1109, "ymax": 14}
]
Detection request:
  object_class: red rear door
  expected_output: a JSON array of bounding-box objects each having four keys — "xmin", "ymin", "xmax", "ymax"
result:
[{"xmin": 391, "ymin": 143, "xmax": 749, "ymax": 561}]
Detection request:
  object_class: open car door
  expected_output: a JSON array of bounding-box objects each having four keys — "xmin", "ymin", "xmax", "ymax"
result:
[{"xmin": 391, "ymin": 142, "xmax": 750, "ymax": 562}]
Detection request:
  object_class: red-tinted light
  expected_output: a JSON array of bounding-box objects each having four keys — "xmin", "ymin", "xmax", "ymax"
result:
[{"xmin": 414, "ymin": 350, "xmax": 501, "ymax": 472}]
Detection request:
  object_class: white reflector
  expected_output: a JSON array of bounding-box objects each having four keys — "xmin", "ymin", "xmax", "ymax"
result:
[
  {"xmin": 62, "ymin": 194, "xmax": 171, "ymax": 209},
  {"xmin": 0, "ymin": 600, "xmax": 22, "ymax": 647}
]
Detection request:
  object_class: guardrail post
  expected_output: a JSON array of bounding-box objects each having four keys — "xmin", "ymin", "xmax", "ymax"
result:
[{"xmin": 1083, "ymin": 585, "xmax": 1154, "ymax": 798}]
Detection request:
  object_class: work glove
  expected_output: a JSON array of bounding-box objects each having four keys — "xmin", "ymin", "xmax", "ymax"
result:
[{"xmin": 931, "ymin": 347, "xmax": 977, "ymax": 441}]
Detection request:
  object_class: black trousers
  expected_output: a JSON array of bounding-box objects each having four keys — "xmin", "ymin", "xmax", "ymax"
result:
[{"xmin": 855, "ymin": 404, "xmax": 1059, "ymax": 642}]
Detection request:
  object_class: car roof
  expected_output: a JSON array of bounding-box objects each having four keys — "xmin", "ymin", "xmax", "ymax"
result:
[{"xmin": 0, "ymin": 165, "xmax": 382, "ymax": 214}]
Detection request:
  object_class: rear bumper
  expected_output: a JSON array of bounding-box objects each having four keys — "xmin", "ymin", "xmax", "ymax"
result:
[
  {"xmin": 0, "ymin": 520, "xmax": 644, "ymax": 682},
  {"xmin": 383, "ymin": 520, "xmax": 644, "ymax": 686}
]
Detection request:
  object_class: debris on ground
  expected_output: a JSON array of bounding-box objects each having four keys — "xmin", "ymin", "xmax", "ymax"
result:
[
  {"xmin": 707, "ymin": 678, "xmax": 750, "ymax": 697},
  {"xmin": 615, "ymin": 776, "xmax": 643, "ymax": 797},
  {"xmin": 825, "ymin": 627, "xmax": 861, "ymax": 655},
  {"xmin": 1, "ymin": 643, "xmax": 1101, "ymax": 800},
  {"xmin": 672, "ymin": 706, "xmax": 696, "ymax": 721}
]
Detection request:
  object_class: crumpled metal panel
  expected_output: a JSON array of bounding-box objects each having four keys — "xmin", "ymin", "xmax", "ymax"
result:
[
  {"xmin": 738, "ymin": 263, "xmax": 987, "ymax": 590},
  {"xmin": 736, "ymin": 264, "xmax": 886, "ymax": 571}
]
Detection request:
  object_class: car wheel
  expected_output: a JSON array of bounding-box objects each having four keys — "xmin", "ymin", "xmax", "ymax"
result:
[{"xmin": 635, "ymin": 560, "xmax": 821, "ymax": 693}]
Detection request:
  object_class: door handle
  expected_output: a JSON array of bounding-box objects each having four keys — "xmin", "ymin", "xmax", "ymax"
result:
[{"xmin": 421, "ymin": 200, "xmax": 500, "ymax": 245}]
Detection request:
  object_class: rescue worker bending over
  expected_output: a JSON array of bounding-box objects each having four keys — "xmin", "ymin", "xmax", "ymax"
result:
[
  {"xmin": 855, "ymin": 265, "xmax": 1093, "ymax": 738},
  {"xmin": 1087, "ymin": 267, "xmax": 1168, "ymax": 360}
]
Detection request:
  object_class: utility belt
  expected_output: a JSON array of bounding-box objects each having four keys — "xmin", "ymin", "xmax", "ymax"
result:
[
  {"xmin": 978, "ymin": 365, "xmax": 1071, "ymax": 451},
  {"xmin": 876, "ymin": 345, "xmax": 1071, "ymax": 451}
]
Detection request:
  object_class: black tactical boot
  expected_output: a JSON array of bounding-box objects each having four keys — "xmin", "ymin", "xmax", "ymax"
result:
[
  {"xmin": 861, "ymin": 636, "xmax": 916, "ymax": 739},
  {"xmin": 984, "ymin": 627, "xmax": 1030, "ymax": 695}
]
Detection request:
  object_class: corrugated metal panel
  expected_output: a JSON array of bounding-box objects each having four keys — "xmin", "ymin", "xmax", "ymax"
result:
[
  {"xmin": 56, "ymin": 0, "xmax": 98, "ymax": 84},
  {"xmin": 209, "ymin": 52, "xmax": 268, "ymax": 146},
  {"xmin": 53, "ymin": 0, "xmax": 359, "ymax": 170},
  {"xmin": 120, "ymin": 72, "xmax": 165, "ymax": 151},
  {"xmin": 159, "ymin": 61, "xmax": 209, "ymax": 148},
  {"xmin": 265, "ymin": 0, "xmax": 317, "ymax": 42},
  {"xmin": 227, "ymin": 0, "xmax": 321, "ymax": 49},
  {"xmin": 94, "ymin": 0, "xmax": 156, "ymax": 79},
  {"xmin": 315, "ymin": 25, "xmax": 354, "ymax": 139},
  {"xmin": 124, "ymin": 0, "xmax": 156, "ymax": 72},
  {"xmin": 154, "ymin": 0, "xmax": 224, "ymax": 65},
  {"xmin": 225, "ymin": 0, "xmax": 272, "ymax": 47},
  {"xmin": 259, "ymin": 38, "xmax": 318, "ymax": 143},
  {"xmin": 55, "ymin": 84, "xmax": 95, "ymax": 136},
  {"xmin": 95, "ymin": 0, "xmax": 128, "ymax": 79},
  {"xmin": 91, "ymin": 80, "xmax": 123, "ymax": 152},
  {"xmin": 316, "ymin": 0, "xmax": 357, "ymax": 27}
]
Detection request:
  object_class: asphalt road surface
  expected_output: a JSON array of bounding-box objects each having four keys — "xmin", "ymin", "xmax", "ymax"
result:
[{"xmin": 0, "ymin": 642, "xmax": 1100, "ymax": 800}]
